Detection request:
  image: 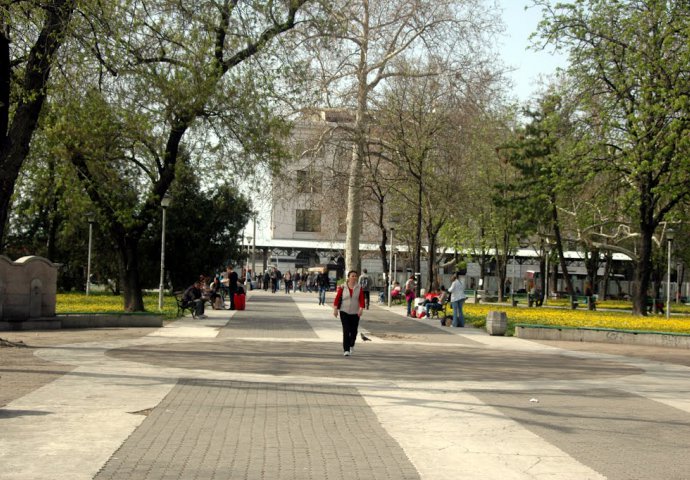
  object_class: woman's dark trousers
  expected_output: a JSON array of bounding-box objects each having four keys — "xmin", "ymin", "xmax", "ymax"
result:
[{"xmin": 339, "ymin": 311, "xmax": 360, "ymax": 352}]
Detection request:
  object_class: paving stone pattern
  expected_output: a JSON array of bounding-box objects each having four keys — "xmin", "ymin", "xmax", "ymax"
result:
[
  {"xmin": 95, "ymin": 379, "xmax": 419, "ymax": 480},
  {"xmin": 218, "ymin": 295, "xmax": 318, "ymax": 339},
  {"xmin": 361, "ymin": 307, "xmax": 481, "ymax": 345}
]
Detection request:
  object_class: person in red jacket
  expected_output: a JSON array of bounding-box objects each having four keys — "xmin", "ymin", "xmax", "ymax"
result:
[{"xmin": 333, "ymin": 270, "xmax": 365, "ymax": 356}]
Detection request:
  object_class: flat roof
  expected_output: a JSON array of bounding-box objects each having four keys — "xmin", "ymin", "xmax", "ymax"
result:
[{"xmin": 250, "ymin": 239, "xmax": 632, "ymax": 261}]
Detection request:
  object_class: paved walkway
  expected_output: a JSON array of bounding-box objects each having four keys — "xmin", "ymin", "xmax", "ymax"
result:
[{"xmin": 2, "ymin": 290, "xmax": 690, "ymax": 479}]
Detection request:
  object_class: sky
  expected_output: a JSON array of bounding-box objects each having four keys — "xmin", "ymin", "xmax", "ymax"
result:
[{"xmin": 498, "ymin": 0, "xmax": 569, "ymax": 103}]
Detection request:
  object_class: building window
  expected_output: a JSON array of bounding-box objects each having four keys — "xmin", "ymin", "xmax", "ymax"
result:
[
  {"xmin": 296, "ymin": 209, "xmax": 321, "ymax": 232},
  {"xmin": 296, "ymin": 169, "xmax": 322, "ymax": 193}
]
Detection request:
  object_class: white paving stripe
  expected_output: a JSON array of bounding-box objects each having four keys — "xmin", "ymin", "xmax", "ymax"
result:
[{"xmin": 361, "ymin": 386, "xmax": 606, "ymax": 480}]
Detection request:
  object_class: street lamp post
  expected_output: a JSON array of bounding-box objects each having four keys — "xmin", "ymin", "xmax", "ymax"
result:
[
  {"xmin": 251, "ymin": 216, "xmax": 257, "ymax": 274},
  {"xmin": 158, "ymin": 193, "xmax": 172, "ymax": 310},
  {"xmin": 388, "ymin": 226, "xmax": 395, "ymax": 308},
  {"xmin": 667, "ymin": 228, "xmax": 675, "ymax": 319},
  {"xmin": 544, "ymin": 242, "xmax": 551, "ymax": 306},
  {"xmin": 394, "ymin": 250, "xmax": 398, "ymax": 284},
  {"xmin": 246, "ymin": 235, "xmax": 253, "ymax": 273},
  {"xmin": 387, "ymin": 216, "xmax": 400, "ymax": 308},
  {"xmin": 86, "ymin": 212, "xmax": 95, "ymax": 295},
  {"xmin": 518, "ymin": 237, "xmax": 529, "ymax": 292},
  {"xmin": 511, "ymin": 250, "xmax": 516, "ymax": 297}
]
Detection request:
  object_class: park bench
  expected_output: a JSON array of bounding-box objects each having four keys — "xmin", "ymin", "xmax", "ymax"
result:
[
  {"xmin": 511, "ymin": 292, "xmax": 544, "ymax": 307},
  {"xmin": 645, "ymin": 297, "xmax": 665, "ymax": 314},
  {"xmin": 511, "ymin": 293, "xmax": 530, "ymax": 307},
  {"xmin": 174, "ymin": 291, "xmax": 197, "ymax": 318},
  {"xmin": 570, "ymin": 294, "xmax": 598, "ymax": 310},
  {"xmin": 464, "ymin": 289, "xmax": 478, "ymax": 303}
]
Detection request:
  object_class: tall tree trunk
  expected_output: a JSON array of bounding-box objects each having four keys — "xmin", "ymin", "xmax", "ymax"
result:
[
  {"xmin": 0, "ymin": 0, "xmax": 75, "ymax": 245},
  {"xmin": 378, "ymin": 201, "xmax": 390, "ymax": 292},
  {"xmin": 539, "ymin": 255, "xmax": 546, "ymax": 295},
  {"xmin": 427, "ymin": 235, "xmax": 436, "ymax": 291},
  {"xmin": 345, "ymin": 139, "xmax": 365, "ymax": 273},
  {"xmin": 118, "ymin": 238, "xmax": 145, "ymax": 312},
  {"xmin": 414, "ymin": 176, "xmax": 423, "ymax": 295},
  {"xmin": 496, "ymin": 231, "xmax": 509, "ymax": 302},
  {"xmin": 584, "ymin": 248, "xmax": 598, "ymax": 291},
  {"xmin": 633, "ymin": 223, "xmax": 655, "ymax": 316},
  {"xmin": 344, "ymin": 3, "xmax": 371, "ymax": 274},
  {"xmin": 551, "ymin": 201, "xmax": 574, "ymax": 294},
  {"xmin": 602, "ymin": 250, "xmax": 613, "ymax": 300},
  {"xmin": 632, "ymin": 181, "xmax": 656, "ymax": 316}
]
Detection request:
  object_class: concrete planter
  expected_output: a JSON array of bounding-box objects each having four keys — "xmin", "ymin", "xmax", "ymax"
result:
[
  {"xmin": 486, "ymin": 310, "xmax": 507, "ymax": 336},
  {"xmin": 0, "ymin": 313, "xmax": 163, "ymax": 331},
  {"xmin": 516, "ymin": 324, "xmax": 690, "ymax": 349}
]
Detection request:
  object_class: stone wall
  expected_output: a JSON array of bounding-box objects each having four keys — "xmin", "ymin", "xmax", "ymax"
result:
[{"xmin": 0, "ymin": 256, "xmax": 58, "ymax": 321}]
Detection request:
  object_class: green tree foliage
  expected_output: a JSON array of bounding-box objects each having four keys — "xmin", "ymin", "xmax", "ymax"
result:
[
  {"xmin": 535, "ymin": 0, "xmax": 690, "ymax": 314},
  {"xmin": 497, "ymin": 92, "xmax": 585, "ymax": 295},
  {"xmin": 33, "ymin": 0, "xmax": 310, "ymax": 311},
  {"xmin": 139, "ymin": 165, "xmax": 251, "ymax": 291}
]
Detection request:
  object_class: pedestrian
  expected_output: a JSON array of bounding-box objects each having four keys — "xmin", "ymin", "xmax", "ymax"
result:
[
  {"xmin": 182, "ymin": 281, "xmax": 207, "ymax": 318},
  {"xmin": 275, "ymin": 268, "xmax": 282, "ymax": 291},
  {"xmin": 404, "ymin": 275, "xmax": 416, "ymax": 317},
  {"xmin": 209, "ymin": 275, "xmax": 223, "ymax": 310},
  {"xmin": 333, "ymin": 270, "xmax": 365, "ymax": 356},
  {"xmin": 284, "ymin": 270, "xmax": 292, "ymax": 294},
  {"xmin": 226, "ymin": 265, "xmax": 239, "ymax": 310},
  {"xmin": 245, "ymin": 268, "xmax": 253, "ymax": 290},
  {"xmin": 359, "ymin": 268, "xmax": 371, "ymax": 309},
  {"xmin": 263, "ymin": 271, "xmax": 270, "ymax": 291},
  {"xmin": 447, "ymin": 274, "xmax": 467, "ymax": 327},
  {"xmin": 317, "ymin": 272, "xmax": 329, "ymax": 305}
]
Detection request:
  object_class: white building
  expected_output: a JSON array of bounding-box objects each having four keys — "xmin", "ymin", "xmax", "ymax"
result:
[{"xmin": 246, "ymin": 110, "xmax": 649, "ymax": 299}]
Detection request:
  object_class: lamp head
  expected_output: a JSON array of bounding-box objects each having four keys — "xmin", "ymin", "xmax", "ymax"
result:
[
  {"xmin": 161, "ymin": 193, "xmax": 172, "ymax": 208},
  {"xmin": 86, "ymin": 212, "xmax": 96, "ymax": 224},
  {"xmin": 667, "ymin": 228, "xmax": 675, "ymax": 242}
]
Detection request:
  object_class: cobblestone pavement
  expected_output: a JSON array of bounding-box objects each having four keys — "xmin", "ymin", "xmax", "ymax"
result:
[
  {"xmin": 3, "ymin": 291, "xmax": 690, "ymax": 480},
  {"xmin": 95, "ymin": 380, "xmax": 418, "ymax": 480}
]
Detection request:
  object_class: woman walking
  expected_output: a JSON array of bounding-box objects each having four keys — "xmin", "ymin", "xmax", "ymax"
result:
[
  {"xmin": 404, "ymin": 275, "xmax": 416, "ymax": 317},
  {"xmin": 333, "ymin": 271, "xmax": 365, "ymax": 356}
]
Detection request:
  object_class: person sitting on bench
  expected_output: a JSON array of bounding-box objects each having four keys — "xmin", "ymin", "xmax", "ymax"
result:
[
  {"xmin": 425, "ymin": 287, "xmax": 447, "ymax": 318},
  {"xmin": 182, "ymin": 281, "xmax": 207, "ymax": 318}
]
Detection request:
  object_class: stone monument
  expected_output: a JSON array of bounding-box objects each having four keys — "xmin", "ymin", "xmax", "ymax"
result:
[{"xmin": 0, "ymin": 255, "xmax": 58, "ymax": 324}]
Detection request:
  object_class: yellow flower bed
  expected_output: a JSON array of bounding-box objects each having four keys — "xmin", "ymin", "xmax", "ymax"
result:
[
  {"xmin": 464, "ymin": 303, "xmax": 690, "ymax": 334},
  {"xmin": 57, "ymin": 292, "xmax": 178, "ymax": 318},
  {"xmin": 546, "ymin": 298, "xmax": 690, "ymax": 314}
]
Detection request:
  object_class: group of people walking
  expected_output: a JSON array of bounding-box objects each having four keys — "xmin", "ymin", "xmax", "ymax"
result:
[{"xmin": 258, "ymin": 269, "xmax": 330, "ymax": 294}]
